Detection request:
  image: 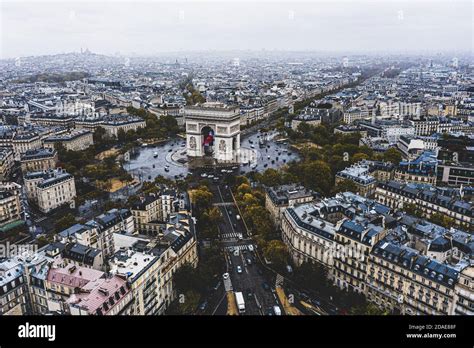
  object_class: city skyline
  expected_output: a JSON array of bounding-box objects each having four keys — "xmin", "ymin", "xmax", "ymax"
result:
[{"xmin": 1, "ymin": 0, "xmax": 472, "ymax": 59}]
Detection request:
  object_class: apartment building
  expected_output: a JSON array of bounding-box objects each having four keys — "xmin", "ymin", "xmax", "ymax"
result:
[
  {"xmin": 274, "ymin": 184, "xmax": 474, "ymax": 316},
  {"xmin": 437, "ymin": 163, "xmax": 474, "ymax": 186},
  {"xmin": 44, "ymin": 264, "xmax": 106, "ymax": 314},
  {"xmin": 375, "ymin": 181, "xmax": 472, "ymax": 230},
  {"xmin": 102, "ymin": 116, "xmax": 146, "ymax": 138},
  {"xmin": 0, "ymin": 258, "xmax": 28, "ymax": 315},
  {"xmin": 11, "ymin": 132, "xmax": 42, "ymax": 160},
  {"xmin": 130, "ymin": 189, "xmax": 189, "ymax": 234},
  {"xmin": 333, "ymin": 220, "xmax": 387, "ymax": 294},
  {"xmin": 335, "ymin": 163, "xmax": 377, "ymax": 197},
  {"xmin": 56, "ymin": 208, "xmax": 134, "ymax": 260},
  {"xmin": 394, "ymin": 152, "xmax": 438, "ymax": 185},
  {"xmin": 110, "ymin": 211, "xmax": 198, "ymax": 315},
  {"xmin": 0, "ymin": 148, "xmax": 14, "ymax": 181},
  {"xmin": 24, "ymin": 169, "xmax": 76, "ymax": 213},
  {"xmin": 453, "ymin": 266, "xmax": 474, "ymax": 315},
  {"xmin": 343, "ymin": 107, "xmax": 371, "ymax": 124},
  {"xmin": 265, "ymin": 184, "xmax": 316, "ymax": 227},
  {"xmin": 0, "ymin": 183, "xmax": 22, "ymax": 227},
  {"xmin": 67, "ymin": 275, "xmax": 133, "ymax": 315},
  {"xmin": 367, "ymin": 241, "xmax": 460, "ymax": 315},
  {"xmin": 20, "ymin": 148, "xmax": 58, "ymax": 173},
  {"xmin": 43, "ymin": 129, "xmax": 93, "ymax": 151},
  {"xmin": 45, "ymin": 242, "xmax": 104, "ymax": 271}
]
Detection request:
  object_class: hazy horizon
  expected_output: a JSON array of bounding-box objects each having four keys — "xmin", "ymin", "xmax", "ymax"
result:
[{"xmin": 1, "ymin": 0, "xmax": 472, "ymax": 59}]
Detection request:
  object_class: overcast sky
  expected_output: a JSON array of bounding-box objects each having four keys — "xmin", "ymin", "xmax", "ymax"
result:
[{"xmin": 0, "ymin": 0, "xmax": 472, "ymax": 58}]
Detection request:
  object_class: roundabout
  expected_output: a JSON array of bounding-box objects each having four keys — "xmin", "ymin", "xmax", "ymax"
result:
[{"xmin": 124, "ymin": 131, "xmax": 300, "ymax": 181}]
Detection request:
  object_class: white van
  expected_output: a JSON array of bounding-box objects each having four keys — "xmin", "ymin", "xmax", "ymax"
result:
[{"xmin": 273, "ymin": 305, "xmax": 282, "ymax": 316}]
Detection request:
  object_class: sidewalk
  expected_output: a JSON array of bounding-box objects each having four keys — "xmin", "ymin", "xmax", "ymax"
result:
[
  {"xmin": 276, "ymin": 286, "xmax": 303, "ymax": 316},
  {"xmin": 226, "ymin": 291, "xmax": 238, "ymax": 315}
]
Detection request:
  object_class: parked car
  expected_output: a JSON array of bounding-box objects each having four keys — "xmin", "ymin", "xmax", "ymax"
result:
[
  {"xmin": 222, "ymin": 272, "xmax": 230, "ymax": 280},
  {"xmin": 237, "ymin": 266, "xmax": 243, "ymax": 274},
  {"xmin": 199, "ymin": 301, "xmax": 208, "ymax": 311},
  {"xmin": 262, "ymin": 282, "xmax": 270, "ymax": 291},
  {"xmin": 213, "ymin": 281, "xmax": 221, "ymax": 291},
  {"xmin": 300, "ymin": 292, "xmax": 310, "ymax": 302}
]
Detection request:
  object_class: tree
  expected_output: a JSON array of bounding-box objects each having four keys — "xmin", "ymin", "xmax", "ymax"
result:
[
  {"xmin": 167, "ymin": 290, "xmax": 200, "ymax": 315},
  {"xmin": 301, "ymin": 160, "xmax": 332, "ymax": 195},
  {"xmin": 191, "ymin": 187, "xmax": 213, "ymax": 214},
  {"xmin": 293, "ymin": 261, "xmax": 330, "ymax": 294},
  {"xmin": 263, "ymin": 240, "xmax": 289, "ymax": 271},
  {"xmin": 350, "ymin": 303, "xmax": 390, "ymax": 315},
  {"xmin": 236, "ymin": 183, "xmax": 251, "ymax": 195},
  {"xmin": 352, "ymin": 152, "xmax": 369, "ymax": 163},
  {"xmin": 430, "ymin": 212, "xmax": 455, "ymax": 228},
  {"xmin": 383, "ymin": 147, "xmax": 402, "ymax": 164},
  {"xmin": 257, "ymin": 168, "xmax": 282, "ymax": 187},
  {"xmin": 403, "ymin": 203, "xmax": 423, "ymax": 218},
  {"xmin": 54, "ymin": 213, "xmax": 76, "ymax": 232},
  {"xmin": 198, "ymin": 207, "xmax": 221, "ymax": 240},
  {"xmin": 36, "ymin": 234, "xmax": 54, "ymax": 248},
  {"xmin": 333, "ymin": 179, "xmax": 358, "ymax": 195},
  {"xmin": 117, "ymin": 128, "xmax": 126, "ymax": 143},
  {"xmin": 173, "ymin": 263, "xmax": 205, "ymax": 293}
]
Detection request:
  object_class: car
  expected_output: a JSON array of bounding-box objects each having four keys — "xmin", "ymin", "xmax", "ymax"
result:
[
  {"xmin": 257, "ymin": 269, "xmax": 263, "ymax": 276},
  {"xmin": 213, "ymin": 281, "xmax": 221, "ymax": 291},
  {"xmin": 246, "ymin": 258, "xmax": 252, "ymax": 265},
  {"xmin": 208, "ymin": 174, "xmax": 214, "ymax": 179},
  {"xmin": 222, "ymin": 272, "xmax": 230, "ymax": 280},
  {"xmin": 273, "ymin": 305, "xmax": 282, "ymax": 316},
  {"xmin": 228, "ymin": 210, "xmax": 232, "ymax": 216},
  {"xmin": 246, "ymin": 290, "xmax": 253, "ymax": 299},
  {"xmin": 201, "ymin": 173, "xmax": 207, "ymax": 178},
  {"xmin": 248, "ymin": 245, "xmax": 254, "ymax": 252},
  {"xmin": 300, "ymin": 292, "xmax": 310, "ymax": 302},
  {"xmin": 199, "ymin": 301, "xmax": 208, "ymax": 311},
  {"xmin": 236, "ymin": 266, "xmax": 243, "ymax": 274},
  {"xmin": 311, "ymin": 298, "xmax": 322, "ymax": 307},
  {"xmin": 262, "ymin": 282, "xmax": 270, "ymax": 291},
  {"xmin": 233, "ymin": 223, "xmax": 237, "ymax": 229},
  {"xmin": 233, "ymin": 250, "xmax": 239, "ymax": 257}
]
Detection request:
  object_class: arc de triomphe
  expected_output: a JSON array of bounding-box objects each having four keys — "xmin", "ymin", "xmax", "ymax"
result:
[{"xmin": 185, "ymin": 103, "xmax": 241, "ymax": 162}]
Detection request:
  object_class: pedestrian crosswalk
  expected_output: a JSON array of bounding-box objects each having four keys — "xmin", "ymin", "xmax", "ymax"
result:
[
  {"xmin": 221, "ymin": 232, "xmax": 242, "ymax": 240},
  {"xmin": 275, "ymin": 274, "xmax": 284, "ymax": 288},
  {"xmin": 225, "ymin": 244, "xmax": 255, "ymax": 252}
]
